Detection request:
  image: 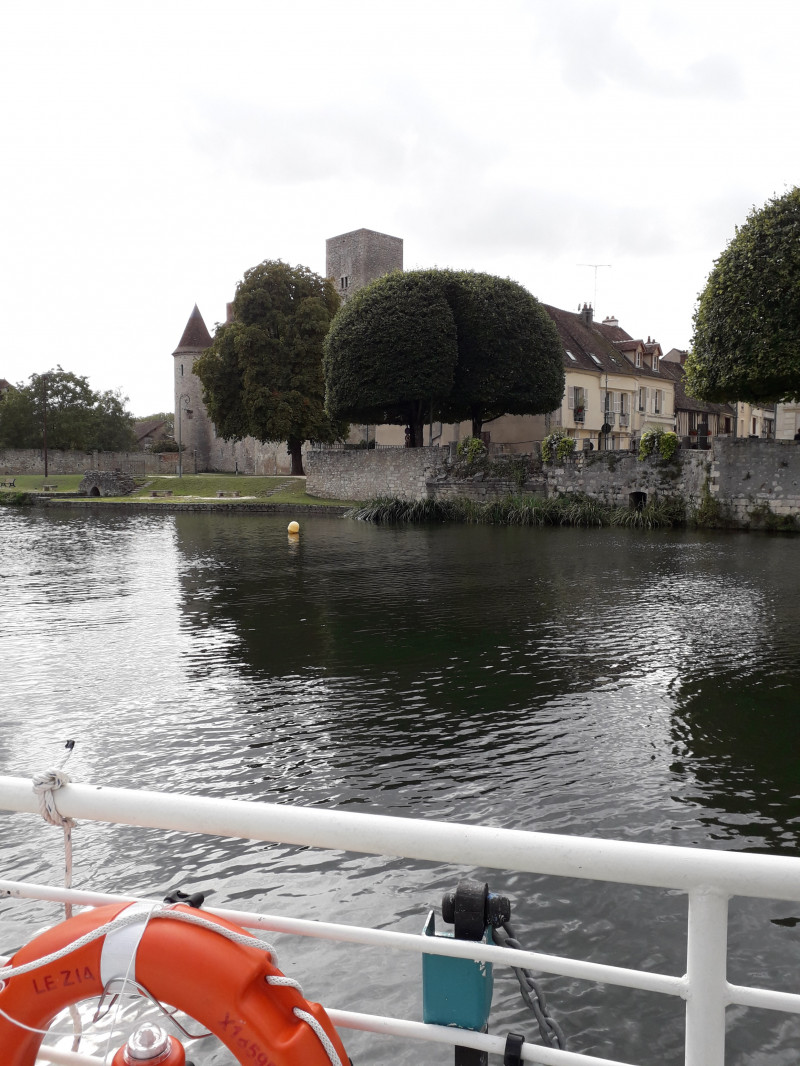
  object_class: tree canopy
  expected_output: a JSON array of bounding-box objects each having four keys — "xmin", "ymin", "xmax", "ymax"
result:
[
  {"xmin": 0, "ymin": 368, "xmax": 136, "ymax": 451},
  {"xmin": 685, "ymin": 187, "xmax": 800, "ymax": 404},
  {"xmin": 323, "ymin": 269, "xmax": 564, "ymax": 443},
  {"xmin": 194, "ymin": 260, "xmax": 348, "ymax": 475}
]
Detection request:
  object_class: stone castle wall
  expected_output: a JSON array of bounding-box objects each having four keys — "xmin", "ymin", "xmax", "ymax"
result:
[
  {"xmin": 325, "ymin": 229, "xmax": 403, "ymax": 301},
  {"xmin": 543, "ymin": 449, "xmax": 709, "ymax": 507},
  {"xmin": 710, "ymin": 438, "xmax": 800, "ymax": 524},
  {"xmin": 0, "ymin": 449, "xmax": 180, "ymax": 476},
  {"xmin": 306, "ymin": 447, "xmax": 448, "ymax": 501},
  {"xmin": 307, "ymin": 439, "xmax": 800, "ymax": 528},
  {"xmin": 174, "ymin": 349, "xmax": 213, "ymax": 470}
]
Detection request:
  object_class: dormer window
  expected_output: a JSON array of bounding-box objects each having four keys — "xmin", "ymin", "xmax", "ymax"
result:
[
  {"xmin": 566, "ymin": 350, "xmax": 577, "ymax": 362},
  {"xmin": 635, "ymin": 352, "xmax": 641, "ymax": 368},
  {"xmin": 651, "ymin": 356, "xmax": 658, "ymax": 373},
  {"xmin": 590, "ymin": 354, "xmax": 602, "ymax": 367}
]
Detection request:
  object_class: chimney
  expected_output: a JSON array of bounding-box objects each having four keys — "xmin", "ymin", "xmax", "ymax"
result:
[
  {"xmin": 579, "ymin": 302, "xmax": 593, "ymax": 326},
  {"xmin": 225, "ymin": 302, "xmax": 235, "ymax": 324},
  {"xmin": 602, "ymin": 315, "xmax": 619, "ymax": 328}
]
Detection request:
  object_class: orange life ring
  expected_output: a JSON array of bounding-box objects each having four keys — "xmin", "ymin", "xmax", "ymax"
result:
[{"xmin": 0, "ymin": 902, "xmax": 349, "ymax": 1066}]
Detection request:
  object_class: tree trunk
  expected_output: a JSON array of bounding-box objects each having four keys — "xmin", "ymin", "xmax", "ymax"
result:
[
  {"xmin": 471, "ymin": 411, "xmax": 483, "ymax": 440},
  {"xmin": 288, "ymin": 437, "xmax": 304, "ymax": 476},
  {"xmin": 405, "ymin": 401, "xmax": 426, "ymax": 447}
]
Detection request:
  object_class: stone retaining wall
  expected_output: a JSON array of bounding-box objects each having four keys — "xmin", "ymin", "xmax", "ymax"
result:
[
  {"xmin": 0, "ymin": 449, "xmax": 178, "ymax": 475},
  {"xmin": 710, "ymin": 438, "xmax": 800, "ymax": 524},
  {"xmin": 543, "ymin": 450, "xmax": 709, "ymax": 508},
  {"xmin": 307, "ymin": 440, "xmax": 800, "ymax": 529},
  {"xmin": 306, "ymin": 448, "xmax": 448, "ymax": 501}
]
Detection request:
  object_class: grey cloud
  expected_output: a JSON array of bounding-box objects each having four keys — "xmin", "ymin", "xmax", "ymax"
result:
[
  {"xmin": 409, "ymin": 183, "xmax": 677, "ymax": 261},
  {"xmin": 546, "ymin": 1, "xmax": 744, "ymax": 101}
]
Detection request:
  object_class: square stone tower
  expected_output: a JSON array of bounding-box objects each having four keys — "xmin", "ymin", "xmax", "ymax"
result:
[{"xmin": 326, "ymin": 228, "xmax": 403, "ymax": 302}]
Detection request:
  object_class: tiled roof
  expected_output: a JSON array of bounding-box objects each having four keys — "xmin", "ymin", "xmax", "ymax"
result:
[
  {"xmin": 173, "ymin": 305, "xmax": 213, "ymax": 353},
  {"xmin": 134, "ymin": 418, "xmax": 169, "ymax": 441},
  {"xmin": 657, "ymin": 359, "xmax": 734, "ymax": 415},
  {"xmin": 0, "ymin": 379, "xmax": 11, "ymax": 391},
  {"xmin": 543, "ymin": 305, "xmax": 665, "ymax": 381}
]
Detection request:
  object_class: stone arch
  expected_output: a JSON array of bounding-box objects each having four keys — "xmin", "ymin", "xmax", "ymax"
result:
[{"xmin": 629, "ymin": 491, "xmax": 647, "ymax": 511}]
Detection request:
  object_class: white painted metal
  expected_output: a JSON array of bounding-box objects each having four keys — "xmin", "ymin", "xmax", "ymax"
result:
[
  {"xmin": 0, "ymin": 881, "xmax": 684, "ymax": 997},
  {"xmin": 0, "ymin": 774, "xmax": 797, "ymax": 1066},
  {"xmin": 3, "ymin": 775, "xmax": 800, "ymax": 898},
  {"xmin": 684, "ymin": 889, "xmax": 728, "ymax": 1066}
]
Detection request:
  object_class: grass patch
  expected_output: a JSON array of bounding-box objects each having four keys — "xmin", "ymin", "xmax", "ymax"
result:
[
  {"xmin": 0, "ymin": 474, "xmax": 85, "ymax": 493},
  {"xmin": 0, "ymin": 472, "xmax": 357, "ymax": 507}
]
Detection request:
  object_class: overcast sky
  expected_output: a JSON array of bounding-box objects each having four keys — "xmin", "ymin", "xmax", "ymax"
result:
[{"xmin": 2, "ymin": 0, "xmax": 798, "ymax": 416}]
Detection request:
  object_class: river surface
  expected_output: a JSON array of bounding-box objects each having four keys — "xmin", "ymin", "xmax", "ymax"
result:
[{"xmin": 1, "ymin": 506, "xmax": 800, "ymax": 1064}]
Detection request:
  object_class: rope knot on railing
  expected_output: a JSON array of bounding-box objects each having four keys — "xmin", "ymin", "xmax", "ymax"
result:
[{"xmin": 32, "ymin": 770, "xmax": 76, "ymax": 830}]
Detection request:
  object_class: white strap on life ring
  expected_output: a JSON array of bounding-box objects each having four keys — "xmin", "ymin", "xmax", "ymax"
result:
[{"xmin": 100, "ymin": 903, "xmax": 157, "ymax": 987}]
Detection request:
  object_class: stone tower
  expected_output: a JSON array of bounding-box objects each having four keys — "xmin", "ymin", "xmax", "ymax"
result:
[
  {"xmin": 173, "ymin": 305, "xmax": 214, "ymax": 472},
  {"xmin": 325, "ymin": 228, "xmax": 403, "ymax": 302}
]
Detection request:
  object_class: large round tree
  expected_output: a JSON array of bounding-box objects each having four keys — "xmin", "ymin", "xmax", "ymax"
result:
[
  {"xmin": 437, "ymin": 271, "xmax": 564, "ymax": 438},
  {"xmin": 685, "ymin": 187, "xmax": 800, "ymax": 404},
  {"xmin": 323, "ymin": 270, "xmax": 459, "ymax": 447},
  {"xmin": 323, "ymin": 269, "xmax": 564, "ymax": 444},
  {"xmin": 194, "ymin": 260, "xmax": 348, "ymax": 475}
]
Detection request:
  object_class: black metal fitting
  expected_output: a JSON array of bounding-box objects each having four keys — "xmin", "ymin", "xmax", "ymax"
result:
[
  {"xmin": 503, "ymin": 1033, "xmax": 525, "ymax": 1065},
  {"xmin": 441, "ymin": 879, "xmax": 512, "ymax": 941},
  {"xmin": 163, "ymin": 889, "xmax": 205, "ymax": 908}
]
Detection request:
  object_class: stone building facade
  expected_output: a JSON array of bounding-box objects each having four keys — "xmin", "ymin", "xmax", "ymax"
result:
[
  {"xmin": 172, "ymin": 305, "xmax": 295, "ymax": 475},
  {"xmin": 173, "ymin": 229, "xmax": 404, "ymax": 473},
  {"xmin": 325, "ymin": 228, "xmax": 403, "ymax": 303}
]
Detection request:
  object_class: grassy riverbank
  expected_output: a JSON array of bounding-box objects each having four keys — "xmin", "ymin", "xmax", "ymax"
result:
[{"xmin": 0, "ymin": 474, "xmax": 355, "ymax": 508}]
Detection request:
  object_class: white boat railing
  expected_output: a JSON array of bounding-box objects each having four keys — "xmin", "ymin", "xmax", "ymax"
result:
[{"xmin": 1, "ymin": 774, "xmax": 799, "ymax": 1066}]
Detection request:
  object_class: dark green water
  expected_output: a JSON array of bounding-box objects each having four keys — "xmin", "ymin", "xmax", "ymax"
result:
[{"xmin": 1, "ymin": 508, "xmax": 799, "ymax": 1064}]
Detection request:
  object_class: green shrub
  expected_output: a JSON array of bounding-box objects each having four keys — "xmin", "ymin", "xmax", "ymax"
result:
[
  {"xmin": 456, "ymin": 437, "xmax": 487, "ymax": 465},
  {"xmin": 0, "ymin": 491, "xmax": 33, "ymax": 507},
  {"xmin": 639, "ymin": 428, "xmax": 679, "ymax": 461},
  {"xmin": 349, "ymin": 492, "xmax": 685, "ymax": 529},
  {"xmin": 541, "ymin": 427, "xmax": 575, "ymax": 462}
]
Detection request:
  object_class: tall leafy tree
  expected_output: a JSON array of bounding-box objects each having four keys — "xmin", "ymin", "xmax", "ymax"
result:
[
  {"xmin": 686, "ymin": 187, "xmax": 800, "ymax": 404},
  {"xmin": 323, "ymin": 269, "xmax": 564, "ymax": 444},
  {"xmin": 0, "ymin": 368, "xmax": 136, "ymax": 451},
  {"xmin": 194, "ymin": 260, "xmax": 348, "ymax": 475}
]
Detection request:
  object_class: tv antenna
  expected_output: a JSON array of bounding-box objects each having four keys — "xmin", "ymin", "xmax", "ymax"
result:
[{"xmin": 577, "ymin": 263, "xmax": 611, "ymax": 312}]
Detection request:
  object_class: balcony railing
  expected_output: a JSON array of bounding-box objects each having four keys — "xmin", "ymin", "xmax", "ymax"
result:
[
  {"xmin": 573, "ymin": 409, "xmax": 585, "ymax": 423},
  {"xmin": 603, "ymin": 411, "xmax": 616, "ymax": 426},
  {"xmin": 619, "ymin": 413, "xmax": 630, "ymax": 427}
]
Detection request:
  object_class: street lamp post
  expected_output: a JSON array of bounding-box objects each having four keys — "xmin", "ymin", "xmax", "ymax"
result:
[
  {"xmin": 41, "ymin": 373, "xmax": 49, "ymax": 479},
  {"xmin": 176, "ymin": 393, "xmax": 192, "ymax": 478}
]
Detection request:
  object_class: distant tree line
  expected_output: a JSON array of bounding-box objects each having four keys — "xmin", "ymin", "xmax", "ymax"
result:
[{"xmin": 0, "ymin": 368, "xmax": 136, "ymax": 452}]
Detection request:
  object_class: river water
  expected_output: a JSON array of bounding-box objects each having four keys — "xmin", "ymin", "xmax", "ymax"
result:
[{"xmin": 1, "ymin": 506, "xmax": 799, "ymax": 1064}]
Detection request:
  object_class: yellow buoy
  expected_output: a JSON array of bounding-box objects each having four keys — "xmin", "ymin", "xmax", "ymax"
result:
[{"xmin": 287, "ymin": 521, "xmax": 300, "ymax": 534}]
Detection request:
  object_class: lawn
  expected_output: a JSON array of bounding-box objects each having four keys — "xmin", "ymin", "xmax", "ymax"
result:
[
  {"xmin": 0, "ymin": 473, "xmax": 356, "ymax": 507},
  {"xmin": 0, "ymin": 474, "xmax": 85, "ymax": 493}
]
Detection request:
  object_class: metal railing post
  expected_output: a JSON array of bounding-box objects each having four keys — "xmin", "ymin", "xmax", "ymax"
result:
[{"xmin": 685, "ymin": 888, "xmax": 728, "ymax": 1066}]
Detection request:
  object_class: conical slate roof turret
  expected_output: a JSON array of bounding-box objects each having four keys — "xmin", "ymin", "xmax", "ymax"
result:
[{"xmin": 173, "ymin": 304, "xmax": 213, "ymax": 353}]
